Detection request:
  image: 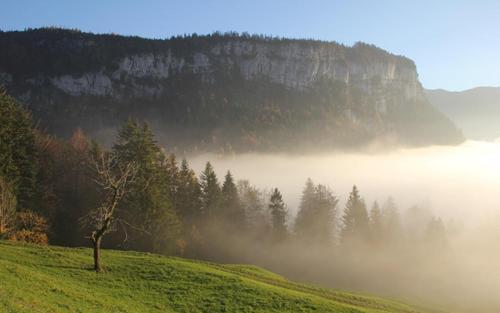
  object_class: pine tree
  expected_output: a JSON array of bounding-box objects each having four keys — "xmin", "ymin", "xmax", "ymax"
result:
[
  {"xmin": 294, "ymin": 178, "xmax": 316, "ymax": 238},
  {"xmin": 176, "ymin": 159, "xmax": 202, "ymax": 224},
  {"xmin": 314, "ymin": 184, "xmax": 338, "ymax": 243},
  {"xmin": 163, "ymin": 153, "xmax": 180, "ymax": 205},
  {"xmin": 175, "ymin": 159, "xmax": 203, "ymax": 256},
  {"xmin": 268, "ymin": 188, "xmax": 287, "ymax": 241},
  {"xmin": 295, "ymin": 179, "xmax": 338, "ymax": 244},
  {"xmin": 199, "ymin": 162, "xmax": 221, "ymax": 219},
  {"xmin": 0, "ymin": 88, "xmax": 37, "ymax": 210},
  {"xmin": 340, "ymin": 185, "xmax": 369, "ymax": 245},
  {"xmin": 112, "ymin": 120, "xmax": 180, "ymax": 253},
  {"xmin": 113, "ymin": 120, "xmax": 162, "ymax": 173},
  {"xmin": 369, "ymin": 201, "xmax": 383, "ymax": 245},
  {"xmin": 221, "ymin": 171, "xmax": 245, "ymax": 229}
]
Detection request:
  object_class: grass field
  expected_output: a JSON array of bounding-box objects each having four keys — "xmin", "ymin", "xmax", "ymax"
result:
[{"xmin": 0, "ymin": 240, "xmax": 445, "ymax": 313}]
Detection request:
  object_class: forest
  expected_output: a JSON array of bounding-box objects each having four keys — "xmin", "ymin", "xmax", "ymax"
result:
[{"xmin": 0, "ymin": 87, "xmax": 448, "ymax": 263}]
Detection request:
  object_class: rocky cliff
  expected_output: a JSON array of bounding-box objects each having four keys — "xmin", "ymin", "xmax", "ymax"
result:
[{"xmin": 0, "ymin": 28, "xmax": 462, "ymax": 152}]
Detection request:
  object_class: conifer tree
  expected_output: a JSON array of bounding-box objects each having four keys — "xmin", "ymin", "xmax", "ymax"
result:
[
  {"xmin": 268, "ymin": 188, "xmax": 288, "ymax": 241},
  {"xmin": 221, "ymin": 171, "xmax": 245, "ymax": 229},
  {"xmin": 294, "ymin": 178, "xmax": 316, "ymax": 238},
  {"xmin": 0, "ymin": 89, "xmax": 37, "ymax": 210},
  {"xmin": 340, "ymin": 185, "xmax": 369, "ymax": 245},
  {"xmin": 199, "ymin": 162, "xmax": 221, "ymax": 219},
  {"xmin": 175, "ymin": 159, "xmax": 203, "ymax": 256},
  {"xmin": 163, "ymin": 153, "xmax": 180, "ymax": 204},
  {"xmin": 314, "ymin": 184, "xmax": 338, "ymax": 243},
  {"xmin": 295, "ymin": 179, "xmax": 338, "ymax": 244},
  {"xmin": 112, "ymin": 120, "xmax": 180, "ymax": 253},
  {"xmin": 369, "ymin": 201, "xmax": 383, "ymax": 245},
  {"xmin": 176, "ymin": 159, "xmax": 202, "ymax": 224}
]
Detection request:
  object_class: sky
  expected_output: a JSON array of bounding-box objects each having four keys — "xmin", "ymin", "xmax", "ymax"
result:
[{"xmin": 1, "ymin": 0, "xmax": 499, "ymax": 91}]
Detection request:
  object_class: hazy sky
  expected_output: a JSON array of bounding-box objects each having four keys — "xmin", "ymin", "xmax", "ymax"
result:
[{"xmin": 1, "ymin": 0, "xmax": 499, "ymax": 91}]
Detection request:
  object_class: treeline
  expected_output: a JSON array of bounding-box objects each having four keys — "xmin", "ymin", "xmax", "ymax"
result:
[
  {"xmin": 0, "ymin": 27, "xmax": 402, "ymax": 78},
  {"xmin": 0, "ymin": 89, "xmax": 448, "ymax": 260}
]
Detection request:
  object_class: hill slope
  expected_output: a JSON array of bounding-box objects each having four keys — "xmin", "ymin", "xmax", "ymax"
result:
[
  {"xmin": 0, "ymin": 241, "xmax": 441, "ymax": 313},
  {"xmin": 0, "ymin": 28, "xmax": 462, "ymax": 152},
  {"xmin": 426, "ymin": 87, "xmax": 500, "ymax": 140}
]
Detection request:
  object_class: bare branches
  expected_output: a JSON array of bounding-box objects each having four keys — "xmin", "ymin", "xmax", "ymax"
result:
[
  {"xmin": 84, "ymin": 153, "xmax": 139, "ymax": 236},
  {"xmin": 83, "ymin": 152, "xmax": 139, "ymax": 272}
]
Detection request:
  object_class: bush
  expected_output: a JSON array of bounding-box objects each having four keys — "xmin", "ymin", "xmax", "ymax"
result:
[{"xmin": 8, "ymin": 211, "xmax": 49, "ymax": 245}]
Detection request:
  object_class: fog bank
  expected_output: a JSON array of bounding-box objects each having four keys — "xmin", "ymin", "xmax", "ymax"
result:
[{"xmin": 189, "ymin": 139, "xmax": 500, "ymax": 227}]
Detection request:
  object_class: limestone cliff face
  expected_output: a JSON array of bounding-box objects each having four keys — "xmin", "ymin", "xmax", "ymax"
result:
[
  {"xmin": 0, "ymin": 29, "xmax": 462, "ymax": 151},
  {"xmin": 38, "ymin": 40, "xmax": 421, "ymax": 117}
]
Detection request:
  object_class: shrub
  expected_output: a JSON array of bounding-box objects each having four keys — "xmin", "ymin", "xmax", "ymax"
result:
[{"xmin": 8, "ymin": 211, "xmax": 49, "ymax": 245}]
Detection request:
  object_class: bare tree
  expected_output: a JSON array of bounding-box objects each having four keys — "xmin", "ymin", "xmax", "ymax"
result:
[
  {"xmin": 0, "ymin": 176, "xmax": 16, "ymax": 236},
  {"xmin": 82, "ymin": 154, "xmax": 138, "ymax": 272}
]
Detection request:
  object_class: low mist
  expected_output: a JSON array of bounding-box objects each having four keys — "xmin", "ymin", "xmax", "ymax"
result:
[{"xmin": 187, "ymin": 139, "xmax": 500, "ymax": 312}]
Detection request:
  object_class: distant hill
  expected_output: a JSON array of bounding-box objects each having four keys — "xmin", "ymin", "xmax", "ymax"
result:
[
  {"xmin": 0, "ymin": 240, "xmax": 442, "ymax": 313},
  {"xmin": 426, "ymin": 87, "xmax": 500, "ymax": 140},
  {"xmin": 0, "ymin": 28, "xmax": 463, "ymax": 152}
]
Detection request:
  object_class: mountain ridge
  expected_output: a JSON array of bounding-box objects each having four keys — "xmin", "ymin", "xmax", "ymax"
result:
[
  {"xmin": 426, "ymin": 87, "xmax": 500, "ymax": 140},
  {"xmin": 0, "ymin": 28, "xmax": 463, "ymax": 152}
]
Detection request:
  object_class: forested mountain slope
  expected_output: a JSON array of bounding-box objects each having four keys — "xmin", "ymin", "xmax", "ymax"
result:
[{"xmin": 0, "ymin": 28, "xmax": 463, "ymax": 152}]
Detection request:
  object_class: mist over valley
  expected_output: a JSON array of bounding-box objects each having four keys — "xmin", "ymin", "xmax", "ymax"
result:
[{"xmin": 1, "ymin": 3, "xmax": 500, "ymax": 312}]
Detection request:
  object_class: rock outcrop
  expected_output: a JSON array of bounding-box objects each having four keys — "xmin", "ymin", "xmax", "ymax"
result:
[{"xmin": 0, "ymin": 28, "xmax": 463, "ymax": 152}]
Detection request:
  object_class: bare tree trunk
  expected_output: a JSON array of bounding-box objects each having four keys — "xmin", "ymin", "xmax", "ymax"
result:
[
  {"xmin": 91, "ymin": 235, "xmax": 102, "ymax": 272},
  {"xmin": 84, "ymin": 155, "xmax": 138, "ymax": 273}
]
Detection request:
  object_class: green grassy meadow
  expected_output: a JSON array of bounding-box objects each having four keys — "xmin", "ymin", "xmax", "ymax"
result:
[{"xmin": 0, "ymin": 241, "xmax": 445, "ymax": 313}]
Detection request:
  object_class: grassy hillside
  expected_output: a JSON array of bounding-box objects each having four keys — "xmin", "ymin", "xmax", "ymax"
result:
[{"xmin": 0, "ymin": 240, "xmax": 442, "ymax": 313}]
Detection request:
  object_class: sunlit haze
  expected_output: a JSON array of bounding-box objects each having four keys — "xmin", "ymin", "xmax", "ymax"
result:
[
  {"xmin": 189, "ymin": 139, "xmax": 500, "ymax": 226},
  {"xmin": 1, "ymin": 1, "xmax": 500, "ymax": 313}
]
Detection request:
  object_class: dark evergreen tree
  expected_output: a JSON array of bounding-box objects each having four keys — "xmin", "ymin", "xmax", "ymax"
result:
[
  {"xmin": 175, "ymin": 159, "xmax": 203, "ymax": 256},
  {"xmin": 340, "ymin": 185, "xmax": 369, "ymax": 245},
  {"xmin": 268, "ymin": 188, "xmax": 287, "ymax": 241},
  {"xmin": 294, "ymin": 178, "xmax": 316, "ymax": 238},
  {"xmin": 199, "ymin": 162, "xmax": 221, "ymax": 219},
  {"xmin": 176, "ymin": 159, "xmax": 202, "ymax": 224},
  {"xmin": 112, "ymin": 120, "xmax": 180, "ymax": 253},
  {"xmin": 0, "ymin": 89, "xmax": 37, "ymax": 210},
  {"xmin": 221, "ymin": 171, "xmax": 245, "ymax": 229},
  {"xmin": 163, "ymin": 153, "xmax": 180, "ymax": 206},
  {"xmin": 113, "ymin": 120, "xmax": 161, "ymax": 173}
]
